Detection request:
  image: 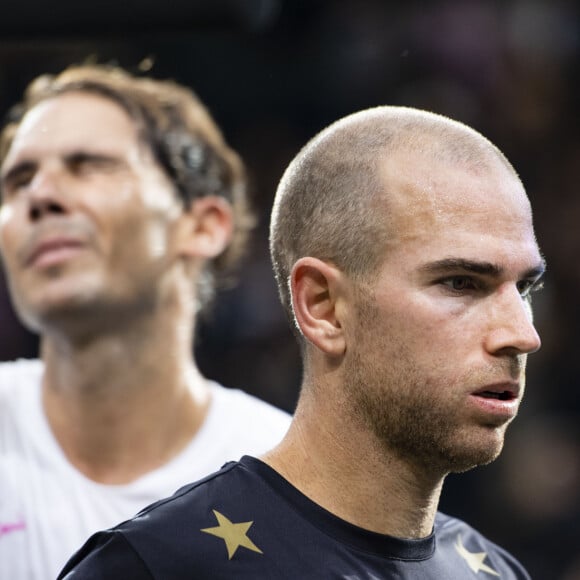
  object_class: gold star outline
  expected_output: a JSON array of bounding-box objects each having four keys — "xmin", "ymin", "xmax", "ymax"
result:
[
  {"xmin": 201, "ymin": 509, "xmax": 263, "ymax": 560},
  {"xmin": 455, "ymin": 534, "xmax": 500, "ymax": 576}
]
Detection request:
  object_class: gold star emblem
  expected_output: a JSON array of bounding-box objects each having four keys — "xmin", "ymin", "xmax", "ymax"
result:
[
  {"xmin": 455, "ymin": 534, "xmax": 500, "ymax": 576},
  {"xmin": 201, "ymin": 510, "xmax": 263, "ymax": 560}
]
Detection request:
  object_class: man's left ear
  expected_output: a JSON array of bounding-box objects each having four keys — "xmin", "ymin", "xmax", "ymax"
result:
[{"xmin": 178, "ymin": 196, "xmax": 233, "ymax": 259}]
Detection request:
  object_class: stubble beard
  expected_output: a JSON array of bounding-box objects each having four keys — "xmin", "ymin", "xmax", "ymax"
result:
[{"xmin": 343, "ymin": 297, "xmax": 507, "ymax": 477}]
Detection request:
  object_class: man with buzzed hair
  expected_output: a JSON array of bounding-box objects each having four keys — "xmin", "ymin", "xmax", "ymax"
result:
[{"xmin": 59, "ymin": 106, "xmax": 544, "ymax": 579}]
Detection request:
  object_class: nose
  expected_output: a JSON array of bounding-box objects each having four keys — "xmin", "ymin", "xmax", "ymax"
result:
[
  {"xmin": 27, "ymin": 166, "xmax": 67, "ymax": 222},
  {"xmin": 485, "ymin": 285, "xmax": 542, "ymax": 357}
]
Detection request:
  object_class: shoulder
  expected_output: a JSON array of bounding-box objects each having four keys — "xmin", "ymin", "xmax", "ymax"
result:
[
  {"xmin": 58, "ymin": 530, "xmax": 154, "ymax": 579},
  {"xmin": 0, "ymin": 358, "xmax": 43, "ymax": 382},
  {"xmin": 59, "ymin": 460, "xmax": 264, "ymax": 578},
  {"xmin": 132, "ymin": 460, "xmax": 244, "ymax": 519},
  {"xmin": 206, "ymin": 381, "xmax": 291, "ymax": 437},
  {"xmin": 0, "ymin": 358, "xmax": 43, "ymax": 402},
  {"xmin": 434, "ymin": 512, "xmax": 531, "ymax": 579},
  {"xmin": 209, "ymin": 381, "xmax": 290, "ymax": 419}
]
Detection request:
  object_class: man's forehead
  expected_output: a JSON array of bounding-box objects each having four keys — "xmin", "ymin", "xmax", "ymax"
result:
[
  {"xmin": 376, "ymin": 146, "xmax": 531, "ymax": 228},
  {"xmin": 373, "ymin": 164, "xmax": 540, "ymax": 278},
  {"xmin": 2, "ymin": 94, "xmax": 140, "ymax": 170}
]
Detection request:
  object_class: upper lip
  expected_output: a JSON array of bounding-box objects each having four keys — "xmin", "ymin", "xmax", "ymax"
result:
[
  {"xmin": 25, "ymin": 236, "xmax": 85, "ymax": 266},
  {"xmin": 472, "ymin": 382, "xmax": 520, "ymax": 401}
]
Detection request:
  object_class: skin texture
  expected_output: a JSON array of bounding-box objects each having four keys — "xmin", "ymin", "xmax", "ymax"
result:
[
  {"xmin": 1, "ymin": 93, "xmax": 187, "ymax": 334},
  {"xmin": 341, "ymin": 150, "xmax": 542, "ymax": 474},
  {"xmin": 0, "ymin": 93, "xmax": 233, "ymax": 483},
  {"xmin": 264, "ymin": 129, "xmax": 544, "ymax": 540}
]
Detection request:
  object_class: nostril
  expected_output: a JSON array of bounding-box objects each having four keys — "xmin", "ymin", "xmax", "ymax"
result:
[
  {"xmin": 29, "ymin": 200, "xmax": 66, "ymax": 221},
  {"xmin": 48, "ymin": 202, "xmax": 65, "ymax": 214}
]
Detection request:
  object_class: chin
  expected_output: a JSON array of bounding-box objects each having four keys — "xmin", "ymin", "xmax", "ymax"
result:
[
  {"xmin": 446, "ymin": 452, "xmax": 501, "ymax": 474},
  {"xmin": 20, "ymin": 290, "xmax": 103, "ymax": 336},
  {"xmin": 443, "ymin": 433, "xmax": 506, "ymax": 474}
]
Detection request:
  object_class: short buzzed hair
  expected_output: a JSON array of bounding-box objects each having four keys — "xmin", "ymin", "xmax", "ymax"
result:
[
  {"xmin": 269, "ymin": 106, "xmax": 517, "ymax": 325},
  {"xmin": 1, "ymin": 64, "xmax": 254, "ymax": 308}
]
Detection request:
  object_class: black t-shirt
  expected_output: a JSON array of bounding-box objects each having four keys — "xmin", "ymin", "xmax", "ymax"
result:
[{"xmin": 58, "ymin": 456, "xmax": 530, "ymax": 579}]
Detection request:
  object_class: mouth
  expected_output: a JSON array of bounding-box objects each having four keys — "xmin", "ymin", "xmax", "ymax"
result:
[
  {"xmin": 475, "ymin": 389, "xmax": 516, "ymax": 401},
  {"xmin": 26, "ymin": 238, "xmax": 85, "ymax": 268},
  {"xmin": 469, "ymin": 382, "xmax": 521, "ymax": 419}
]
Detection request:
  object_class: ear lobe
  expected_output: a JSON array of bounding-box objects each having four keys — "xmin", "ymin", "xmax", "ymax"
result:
[
  {"xmin": 178, "ymin": 196, "xmax": 233, "ymax": 259},
  {"xmin": 291, "ymin": 257, "xmax": 346, "ymax": 357}
]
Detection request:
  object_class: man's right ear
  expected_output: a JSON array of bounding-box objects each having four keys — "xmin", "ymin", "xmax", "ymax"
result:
[
  {"xmin": 290, "ymin": 257, "xmax": 347, "ymax": 357},
  {"xmin": 176, "ymin": 196, "xmax": 233, "ymax": 260}
]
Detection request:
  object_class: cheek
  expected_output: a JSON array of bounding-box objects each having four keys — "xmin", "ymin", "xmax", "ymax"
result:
[
  {"xmin": 0, "ymin": 205, "xmax": 20, "ymax": 266},
  {"xmin": 378, "ymin": 302, "xmax": 447, "ymax": 351},
  {"xmin": 143, "ymin": 223, "xmax": 172, "ymax": 260},
  {"xmin": 409, "ymin": 294, "xmax": 486, "ymax": 349},
  {"xmin": 111, "ymin": 204, "xmax": 178, "ymax": 268},
  {"xmin": 136, "ymin": 164, "xmax": 183, "ymax": 218},
  {"xmin": 97, "ymin": 175, "xmax": 179, "ymax": 253},
  {"xmin": 371, "ymin": 303, "xmax": 477, "ymax": 384},
  {"xmin": 133, "ymin": 183, "xmax": 183, "ymax": 261},
  {"xmin": 0, "ymin": 203, "xmax": 14, "ymax": 227}
]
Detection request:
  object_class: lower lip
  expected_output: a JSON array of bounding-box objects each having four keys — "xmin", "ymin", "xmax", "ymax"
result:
[
  {"xmin": 469, "ymin": 394, "xmax": 520, "ymax": 420},
  {"xmin": 31, "ymin": 245, "xmax": 84, "ymax": 269}
]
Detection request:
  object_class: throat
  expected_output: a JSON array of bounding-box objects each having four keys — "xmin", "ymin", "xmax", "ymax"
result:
[{"xmin": 43, "ymin": 373, "xmax": 211, "ymax": 485}]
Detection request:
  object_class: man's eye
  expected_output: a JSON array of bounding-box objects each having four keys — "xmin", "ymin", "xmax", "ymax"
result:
[
  {"xmin": 68, "ymin": 154, "xmax": 116, "ymax": 173},
  {"xmin": 441, "ymin": 276, "xmax": 476, "ymax": 291},
  {"xmin": 517, "ymin": 278, "xmax": 544, "ymax": 297},
  {"xmin": 9, "ymin": 176, "xmax": 32, "ymax": 190},
  {"xmin": 2, "ymin": 169, "xmax": 35, "ymax": 196}
]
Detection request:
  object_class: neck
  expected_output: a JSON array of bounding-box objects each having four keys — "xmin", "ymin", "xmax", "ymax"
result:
[
  {"xmin": 262, "ymin": 384, "xmax": 445, "ymax": 540},
  {"xmin": 41, "ymin": 306, "xmax": 210, "ymax": 484}
]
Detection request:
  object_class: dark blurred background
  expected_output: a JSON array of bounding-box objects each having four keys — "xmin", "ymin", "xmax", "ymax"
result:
[{"xmin": 1, "ymin": 0, "xmax": 579, "ymax": 577}]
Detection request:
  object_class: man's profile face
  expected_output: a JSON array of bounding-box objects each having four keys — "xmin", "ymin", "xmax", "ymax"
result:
[
  {"xmin": 0, "ymin": 92, "xmax": 185, "ymax": 332},
  {"xmin": 342, "ymin": 148, "xmax": 544, "ymax": 476}
]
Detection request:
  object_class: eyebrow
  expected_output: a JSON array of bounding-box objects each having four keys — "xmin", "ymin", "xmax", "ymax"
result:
[
  {"xmin": 1, "ymin": 150, "xmax": 120, "ymax": 189},
  {"xmin": 419, "ymin": 258, "xmax": 546, "ymax": 280}
]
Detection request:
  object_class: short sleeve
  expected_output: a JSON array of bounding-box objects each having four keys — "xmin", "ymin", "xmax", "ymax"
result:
[{"xmin": 57, "ymin": 530, "xmax": 154, "ymax": 580}]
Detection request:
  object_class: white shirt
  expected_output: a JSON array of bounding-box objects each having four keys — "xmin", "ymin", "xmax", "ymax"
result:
[{"xmin": 0, "ymin": 359, "xmax": 291, "ymax": 579}]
